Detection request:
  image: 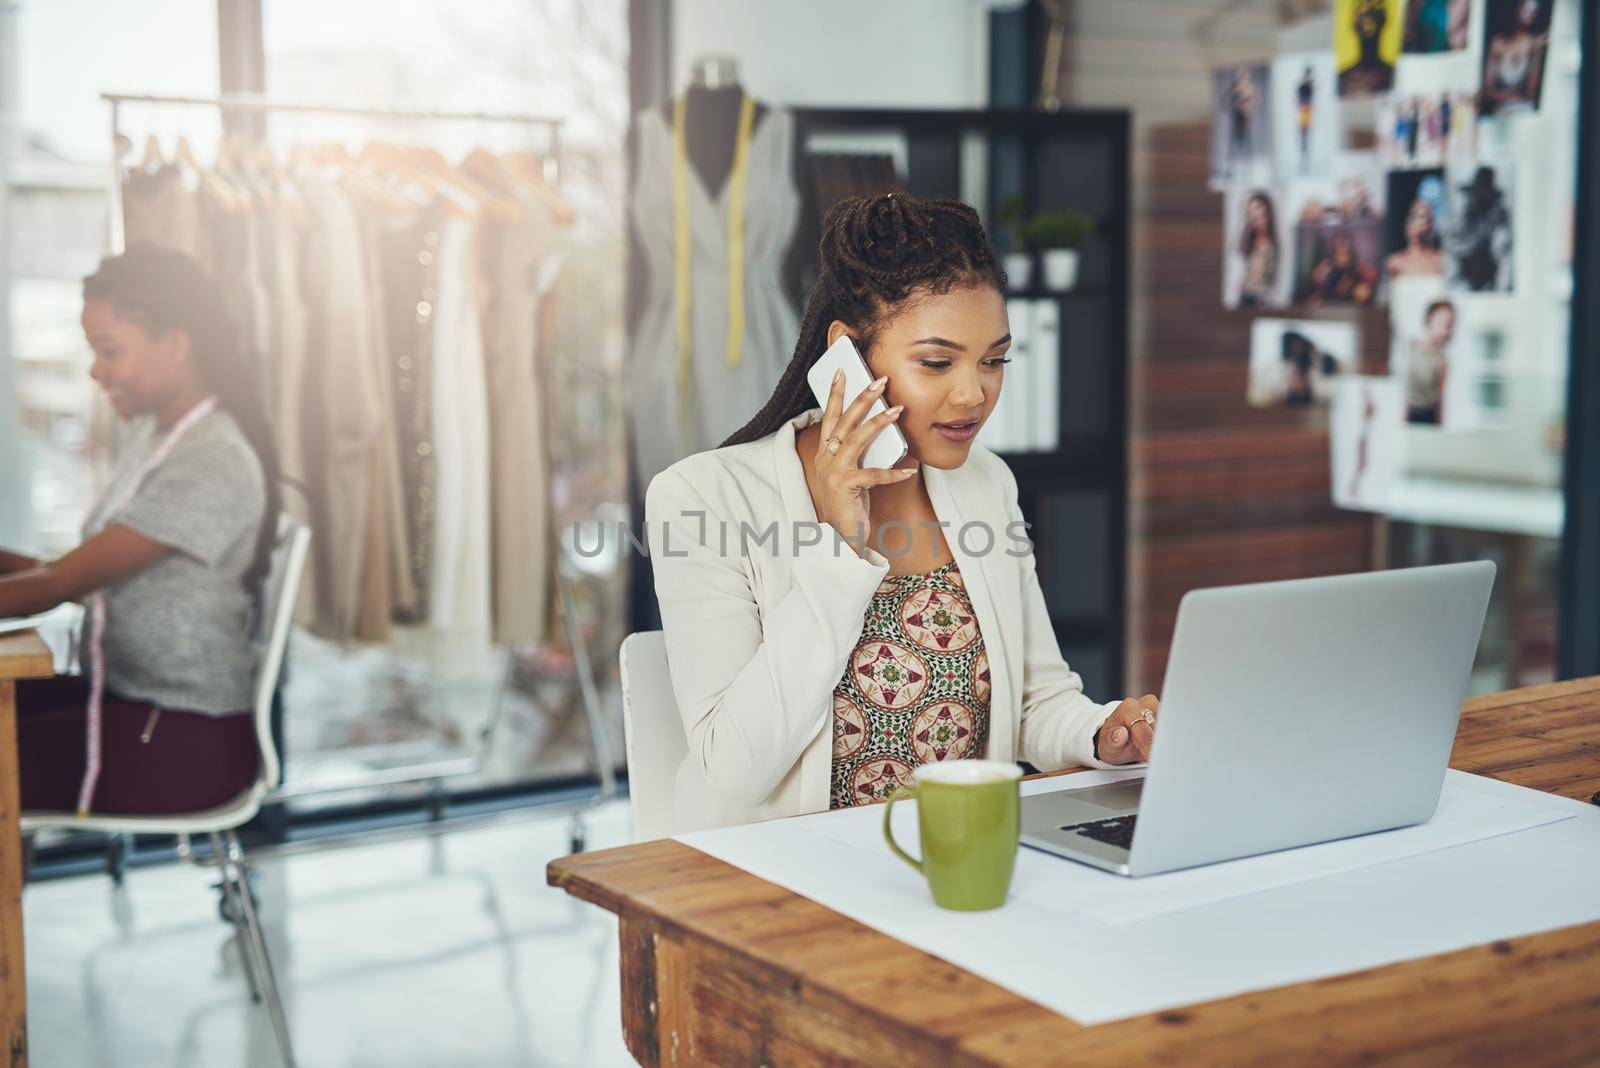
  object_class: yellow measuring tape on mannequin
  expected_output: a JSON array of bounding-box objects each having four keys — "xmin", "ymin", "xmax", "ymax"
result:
[
  {"xmin": 723, "ymin": 95, "xmax": 755, "ymax": 369},
  {"xmin": 672, "ymin": 92, "xmax": 756, "ymax": 438}
]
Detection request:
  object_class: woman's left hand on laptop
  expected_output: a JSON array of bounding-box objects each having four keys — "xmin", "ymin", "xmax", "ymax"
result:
[{"xmin": 1096, "ymin": 695, "xmax": 1160, "ymax": 764}]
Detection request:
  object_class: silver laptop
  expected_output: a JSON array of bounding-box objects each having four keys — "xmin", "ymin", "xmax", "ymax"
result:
[{"xmin": 1021, "ymin": 561, "xmax": 1496, "ymax": 877}]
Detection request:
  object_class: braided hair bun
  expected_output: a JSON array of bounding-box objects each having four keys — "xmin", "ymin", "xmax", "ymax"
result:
[{"xmin": 720, "ymin": 193, "xmax": 1004, "ymax": 447}]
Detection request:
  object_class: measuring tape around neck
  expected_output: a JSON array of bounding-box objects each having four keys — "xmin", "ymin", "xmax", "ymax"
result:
[{"xmin": 76, "ymin": 396, "xmax": 219, "ymax": 816}]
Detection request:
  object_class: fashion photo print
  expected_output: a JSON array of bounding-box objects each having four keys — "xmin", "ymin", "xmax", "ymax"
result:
[
  {"xmin": 1222, "ymin": 186, "xmax": 1290, "ymax": 309},
  {"xmin": 1331, "ymin": 376, "xmax": 1404, "ymax": 513},
  {"xmin": 1248, "ymin": 317, "xmax": 1358, "ymax": 408},
  {"xmin": 1445, "ymin": 161, "xmax": 1515, "ymax": 293},
  {"xmin": 1211, "ymin": 63, "xmax": 1272, "ymax": 188},
  {"xmin": 1376, "ymin": 91, "xmax": 1478, "ymax": 169},
  {"xmin": 1403, "ymin": 0, "xmax": 1473, "ymax": 54},
  {"xmin": 1384, "ymin": 169, "xmax": 1448, "ymax": 280},
  {"xmin": 1480, "ymin": 0, "xmax": 1553, "ymax": 114},
  {"xmin": 1336, "ymin": 0, "xmax": 1404, "ymax": 98},
  {"xmin": 1271, "ymin": 53, "xmax": 1339, "ymax": 181},
  {"xmin": 1289, "ymin": 163, "xmax": 1386, "ymax": 306}
]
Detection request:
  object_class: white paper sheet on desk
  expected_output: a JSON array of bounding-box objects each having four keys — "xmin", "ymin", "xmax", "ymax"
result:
[
  {"xmin": 805, "ymin": 768, "xmax": 1574, "ymax": 924},
  {"xmin": 676, "ymin": 772, "xmax": 1600, "ymax": 1024}
]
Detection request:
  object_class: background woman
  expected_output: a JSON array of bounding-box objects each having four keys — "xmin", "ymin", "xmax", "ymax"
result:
[
  {"xmin": 646, "ymin": 194, "xmax": 1158, "ymax": 832},
  {"xmin": 0, "ymin": 244, "xmax": 279, "ymax": 815}
]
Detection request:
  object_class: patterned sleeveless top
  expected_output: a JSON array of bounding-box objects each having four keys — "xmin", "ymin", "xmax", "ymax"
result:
[{"xmin": 829, "ymin": 558, "xmax": 992, "ymax": 809}]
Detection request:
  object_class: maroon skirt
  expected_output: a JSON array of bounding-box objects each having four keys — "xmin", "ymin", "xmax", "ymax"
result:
[{"xmin": 16, "ymin": 676, "xmax": 259, "ymax": 815}]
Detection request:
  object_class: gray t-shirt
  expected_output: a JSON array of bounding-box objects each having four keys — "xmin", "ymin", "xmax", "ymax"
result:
[{"xmin": 82, "ymin": 408, "xmax": 266, "ymax": 715}]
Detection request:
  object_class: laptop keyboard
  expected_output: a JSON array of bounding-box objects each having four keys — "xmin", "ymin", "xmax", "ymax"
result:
[{"xmin": 1061, "ymin": 815, "xmax": 1137, "ymax": 850}]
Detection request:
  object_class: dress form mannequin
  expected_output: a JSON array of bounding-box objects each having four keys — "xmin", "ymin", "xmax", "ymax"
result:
[
  {"xmin": 628, "ymin": 54, "xmax": 801, "ymax": 487},
  {"xmin": 668, "ymin": 56, "xmax": 769, "ymax": 197}
]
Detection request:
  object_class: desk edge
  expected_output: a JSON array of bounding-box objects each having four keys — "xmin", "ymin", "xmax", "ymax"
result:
[{"xmin": 0, "ymin": 630, "xmax": 54, "ymax": 682}]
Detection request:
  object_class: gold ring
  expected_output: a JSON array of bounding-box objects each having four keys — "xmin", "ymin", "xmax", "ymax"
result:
[{"xmin": 825, "ymin": 436, "xmax": 842, "ymax": 454}]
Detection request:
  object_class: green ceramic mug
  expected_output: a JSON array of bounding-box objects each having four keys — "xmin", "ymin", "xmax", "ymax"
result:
[{"xmin": 882, "ymin": 759, "xmax": 1023, "ymax": 911}]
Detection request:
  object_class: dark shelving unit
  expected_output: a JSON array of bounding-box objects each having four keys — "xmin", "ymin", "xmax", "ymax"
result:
[{"xmin": 1560, "ymin": 3, "xmax": 1600, "ymax": 679}]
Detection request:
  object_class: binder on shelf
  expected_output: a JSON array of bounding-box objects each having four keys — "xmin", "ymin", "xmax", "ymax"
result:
[
  {"xmin": 981, "ymin": 362, "xmax": 1009, "ymax": 453},
  {"xmin": 1031, "ymin": 298, "xmax": 1060, "ymax": 452},
  {"xmin": 995, "ymin": 298, "xmax": 1035, "ymax": 453}
]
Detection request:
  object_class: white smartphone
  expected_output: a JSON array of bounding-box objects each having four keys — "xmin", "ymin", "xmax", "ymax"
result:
[{"xmin": 805, "ymin": 335, "xmax": 909, "ymax": 469}]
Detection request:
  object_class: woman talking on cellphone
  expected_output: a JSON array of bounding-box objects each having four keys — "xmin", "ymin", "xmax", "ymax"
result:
[
  {"xmin": 0, "ymin": 244, "xmax": 276, "ymax": 816},
  {"xmin": 647, "ymin": 194, "xmax": 1159, "ymax": 833}
]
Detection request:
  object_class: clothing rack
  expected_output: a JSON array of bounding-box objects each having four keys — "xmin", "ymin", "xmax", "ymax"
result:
[
  {"xmin": 103, "ymin": 90, "xmax": 566, "ymax": 126},
  {"xmin": 102, "ymin": 91, "xmax": 565, "ymax": 254},
  {"xmin": 100, "ymin": 91, "xmax": 615, "ymax": 844}
]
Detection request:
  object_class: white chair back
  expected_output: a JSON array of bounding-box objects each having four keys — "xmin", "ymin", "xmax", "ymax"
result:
[
  {"xmin": 619, "ymin": 631, "xmax": 686, "ymax": 842},
  {"xmin": 251, "ymin": 516, "xmax": 310, "ymax": 795}
]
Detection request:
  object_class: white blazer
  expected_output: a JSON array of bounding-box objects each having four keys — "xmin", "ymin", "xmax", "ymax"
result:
[{"xmin": 645, "ymin": 407, "xmax": 1122, "ymax": 834}]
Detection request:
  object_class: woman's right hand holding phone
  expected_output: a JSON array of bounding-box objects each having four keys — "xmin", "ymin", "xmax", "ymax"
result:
[{"xmin": 813, "ymin": 369, "xmax": 918, "ymax": 556}]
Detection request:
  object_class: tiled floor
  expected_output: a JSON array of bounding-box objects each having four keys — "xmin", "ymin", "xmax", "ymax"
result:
[{"xmin": 23, "ymin": 802, "xmax": 636, "ymax": 1067}]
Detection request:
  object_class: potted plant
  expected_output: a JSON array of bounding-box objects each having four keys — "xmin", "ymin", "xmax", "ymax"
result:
[
  {"xmin": 997, "ymin": 194, "xmax": 1033, "ymax": 290},
  {"xmin": 1022, "ymin": 208, "xmax": 1095, "ymax": 290}
]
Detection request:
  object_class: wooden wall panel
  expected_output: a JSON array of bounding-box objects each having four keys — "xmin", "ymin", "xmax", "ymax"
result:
[{"xmin": 1052, "ymin": 1, "xmax": 1379, "ymax": 695}]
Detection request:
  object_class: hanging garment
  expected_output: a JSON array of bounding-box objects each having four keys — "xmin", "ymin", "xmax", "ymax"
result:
[
  {"xmin": 427, "ymin": 213, "xmax": 494, "ymax": 643},
  {"xmin": 244, "ymin": 177, "xmax": 281, "ymax": 416},
  {"xmin": 628, "ymin": 95, "xmax": 801, "ymax": 489},
  {"xmin": 375, "ymin": 204, "xmax": 448, "ymax": 623},
  {"xmin": 267, "ymin": 179, "xmax": 313, "ymax": 530},
  {"xmin": 120, "ymin": 164, "xmax": 202, "ymax": 259},
  {"xmin": 271, "ymin": 178, "xmax": 327, "ymax": 641},
  {"xmin": 477, "ymin": 195, "xmax": 567, "ymax": 646},
  {"xmin": 295, "ymin": 172, "xmax": 388, "ymax": 641},
  {"xmin": 350, "ymin": 197, "xmax": 414, "ymax": 642},
  {"xmin": 198, "ymin": 181, "xmax": 268, "ymax": 392}
]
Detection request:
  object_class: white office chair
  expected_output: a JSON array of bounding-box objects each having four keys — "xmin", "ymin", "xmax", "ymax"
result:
[
  {"xmin": 619, "ymin": 631, "xmax": 686, "ymax": 842},
  {"xmin": 22, "ymin": 515, "xmax": 310, "ymax": 1068}
]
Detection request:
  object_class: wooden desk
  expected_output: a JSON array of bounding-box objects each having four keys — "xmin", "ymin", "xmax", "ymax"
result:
[
  {"xmin": 549, "ymin": 677, "xmax": 1600, "ymax": 1066},
  {"xmin": 0, "ymin": 630, "xmax": 51, "ymax": 1068}
]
